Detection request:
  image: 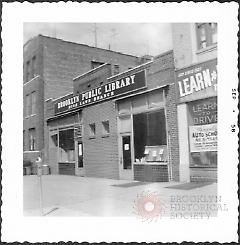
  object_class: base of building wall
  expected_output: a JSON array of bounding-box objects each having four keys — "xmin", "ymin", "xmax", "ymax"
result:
[
  {"xmin": 190, "ymin": 167, "xmax": 217, "ymax": 182},
  {"xmin": 179, "ymin": 164, "xmax": 190, "ymax": 182},
  {"xmin": 134, "ymin": 164, "xmax": 169, "ymax": 182},
  {"xmin": 23, "ymin": 151, "xmax": 40, "ymax": 162}
]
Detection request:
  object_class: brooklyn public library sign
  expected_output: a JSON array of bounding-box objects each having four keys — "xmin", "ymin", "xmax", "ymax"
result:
[{"xmin": 54, "ymin": 70, "xmax": 146, "ymax": 115}]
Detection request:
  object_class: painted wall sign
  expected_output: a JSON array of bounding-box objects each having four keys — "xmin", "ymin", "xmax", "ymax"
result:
[
  {"xmin": 189, "ymin": 123, "xmax": 217, "ymax": 152},
  {"xmin": 54, "ymin": 70, "xmax": 146, "ymax": 115},
  {"xmin": 188, "ymin": 97, "xmax": 217, "ymax": 125},
  {"xmin": 176, "ymin": 59, "xmax": 217, "ymax": 103}
]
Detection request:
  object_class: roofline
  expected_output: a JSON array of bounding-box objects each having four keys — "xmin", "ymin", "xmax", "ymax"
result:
[
  {"xmin": 51, "ymin": 92, "xmax": 74, "ymax": 102},
  {"xmin": 73, "ymin": 63, "xmax": 110, "ymax": 81},
  {"xmin": 24, "ymin": 34, "xmax": 139, "ymax": 59},
  {"xmin": 107, "ymin": 60, "xmax": 153, "ymax": 81}
]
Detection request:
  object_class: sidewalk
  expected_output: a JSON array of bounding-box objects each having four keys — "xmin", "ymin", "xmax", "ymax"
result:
[{"xmin": 23, "ymin": 175, "xmax": 217, "ymax": 217}]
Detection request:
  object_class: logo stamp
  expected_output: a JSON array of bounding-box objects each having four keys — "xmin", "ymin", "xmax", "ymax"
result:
[{"xmin": 133, "ymin": 190, "xmax": 166, "ymax": 222}]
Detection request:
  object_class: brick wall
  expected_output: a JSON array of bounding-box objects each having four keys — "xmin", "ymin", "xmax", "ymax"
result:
[
  {"xmin": 24, "ymin": 35, "xmax": 139, "ymax": 166},
  {"xmin": 82, "ymin": 101, "xmax": 119, "ymax": 179},
  {"xmin": 40, "ymin": 35, "xmax": 139, "ymax": 101},
  {"xmin": 172, "ymin": 23, "xmax": 217, "ymax": 69},
  {"xmin": 74, "ymin": 64, "xmax": 112, "ymax": 94},
  {"xmin": 165, "ymin": 84, "xmax": 180, "ymax": 181},
  {"xmin": 172, "ymin": 23, "xmax": 193, "ymax": 69},
  {"xmin": 23, "ymin": 76, "xmax": 44, "ymax": 154},
  {"xmin": 148, "ymin": 51, "xmax": 180, "ymax": 181}
]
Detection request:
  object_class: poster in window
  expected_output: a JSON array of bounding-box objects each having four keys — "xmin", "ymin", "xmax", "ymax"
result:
[
  {"xmin": 189, "ymin": 123, "xmax": 217, "ymax": 152},
  {"xmin": 124, "ymin": 144, "xmax": 129, "ymax": 151}
]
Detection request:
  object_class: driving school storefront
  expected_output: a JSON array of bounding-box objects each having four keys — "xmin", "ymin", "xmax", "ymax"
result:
[
  {"xmin": 176, "ymin": 58, "xmax": 217, "ymax": 182},
  {"xmin": 46, "ymin": 51, "xmax": 180, "ymax": 182}
]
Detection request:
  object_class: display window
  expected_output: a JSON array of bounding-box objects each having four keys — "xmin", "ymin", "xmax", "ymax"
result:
[
  {"xmin": 188, "ymin": 97, "xmax": 217, "ymax": 167},
  {"xmin": 59, "ymin": 128, "xmax": 75, "ymax": 162},
  {"xmin": 133, "ymin": 109, "xmax": 167, "ymax": 162}
]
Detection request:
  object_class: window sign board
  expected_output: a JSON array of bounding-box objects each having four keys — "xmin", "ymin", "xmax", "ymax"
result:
[
  {"xmin": 78, "ymin": 143, "xmax": 82, "ymax": 156},
  {"xmin": 124, "ymin": 144, "xmax": 129, "ymax": 151},
  {"xmin": 188, "ymin": 97, "xmax": 217, "ymax": 125},
  {"xmin": 176, "ymin": 59, "xmax": 217, "ymax": 103},
  {"xmin": 189, "ymin": 123, "xmax": 217, "ymax": 152},
  {"xmin": 54, "ymin": 70, "xmax": 146, "ymax": 115}
]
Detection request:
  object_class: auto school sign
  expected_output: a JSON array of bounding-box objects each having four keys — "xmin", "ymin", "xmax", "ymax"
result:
[
  {"xmin": 189, "ymin": 123, "xmax": 217, "ymax": 152},
  {"xmin": 54, "ymin": 70, "xmax": 146, "ymax": 115},
  {"xmin": 176, "ymin": 59, "xmax": 217, "ymax": 103}
]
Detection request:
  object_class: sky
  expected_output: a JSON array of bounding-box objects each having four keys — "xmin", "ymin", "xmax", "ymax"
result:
[{"xmin": 24, "ymin": 23, "xmax": 173, "ymax": 57}]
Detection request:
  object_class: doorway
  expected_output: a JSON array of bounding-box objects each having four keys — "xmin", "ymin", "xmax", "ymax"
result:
[
  {"xmin": 75, "ymin": 140, "xmax": 85, "ymax": 176},
  {"xmin": 119, "ymin": 134, "xmax": 133, "ymax": 180}
]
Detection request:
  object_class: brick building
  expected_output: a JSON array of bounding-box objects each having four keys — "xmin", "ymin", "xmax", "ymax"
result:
[
  {"xmin": 46, "ymin": 51, "xmax": 180, "ymax": 181},
  {"xmin": 172, "ymin": 23, "xmax": 217, "ymax": 182},
  {"xmin": 23, "ymin": 35, "xmax": 145, "ymax": 163}
]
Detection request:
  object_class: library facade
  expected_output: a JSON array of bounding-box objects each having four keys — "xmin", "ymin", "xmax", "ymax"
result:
[{"xmin": 46, "ymin": 51, "xmax": 180, "ymax": 182}]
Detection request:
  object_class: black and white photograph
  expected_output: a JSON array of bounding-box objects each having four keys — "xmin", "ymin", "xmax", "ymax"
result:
[{"xmin": 1, "ymin": 2, "xmax": 239, "ymax": 243}]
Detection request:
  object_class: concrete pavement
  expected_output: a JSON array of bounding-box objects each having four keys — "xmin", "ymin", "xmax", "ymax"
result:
[{"xmin": 23, "ymin": 175, "xmax": 217, "ymax": 217}]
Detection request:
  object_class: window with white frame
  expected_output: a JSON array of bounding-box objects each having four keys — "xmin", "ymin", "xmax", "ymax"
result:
[
  {"xmin": 89, "ymin": 123, "xmax": 96, "ymax": 137},
  {"xmin": 29, "ymin": 128, "xmax": 36, "ymax": 151},
  {"xmin": 102, "ymin": 120, "xmax": 110, "ymax": 135},
  {"xmin": 196, "ymin": 23, "xmax": 217, "ymax": 50},
  {"xmin": 25, "ymin": 92, "xmax": 36, "ymax": 117}
]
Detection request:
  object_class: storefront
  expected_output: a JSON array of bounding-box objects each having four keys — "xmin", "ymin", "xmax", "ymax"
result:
[
  {"xmin": 47, "ymin": 110, "xmax": 84, "ymax": 176},
  {"xmin": 116, "ymin": 89, "xmax": 169, "ymax": 182},
  {"xmin": 46, "ymin": 51, "xmax": 180, "ymax": 182},
  {"xmin": 176, "ymin": 58, "xmax": 217, "ymax": 182}
]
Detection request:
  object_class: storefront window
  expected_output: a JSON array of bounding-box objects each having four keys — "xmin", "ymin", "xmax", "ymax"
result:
[
  {"xmin": 188, "ymin": 97, "xmax": 217, "ymax": 167},
  {"xmin": 59, "ymin": 129, "xmax": 75, "ymax": 162},
  {"xmin": 132, "ymin": 94, "xmax": 147, "ymax": 112},
  {"xmin": 118, "ymin": 115, "xmax": 131, "ymax": 133},
  {"xmin": 147, "ymin": 90, "xmax": 164, "ymax": 108},
  {"xmin": 133, "ymin": 110, "xmax": 167, "ymax": 161},
  {"xmin": 118, "ymin": 99, "xmax": 131, "ymax": 114}
]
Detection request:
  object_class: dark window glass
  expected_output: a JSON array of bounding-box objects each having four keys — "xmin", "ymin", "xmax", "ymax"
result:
[
  {"xmin": 29, "ymin": 128, "xmax": 36, "ymax": 151},
  {"xmin": 89, "ymin": 123, "xmax": 96, "ymax": 137},
  {"xmin": 133, "ymin": 110, "xmax": 167, "ymax": 160},
  {"xmin": 26, "ymin": 61, "xmax": 31, "ymax": 82},
  {"xmin": 59, "ymin": 129, "xmax": 75, "ymax": 162},
  {"xmin": 78, "ymin": 142, "xmax": 83, "ymax": 168},
  {"xmin": 102, "ymin": 121, "xmax": 110, "ymax": 134},
  {"xmin": 32, "ymin": 56, "xmax": 37, "ymax": 78},
  {"xmin": 196, "ymin": 23, "xmax": 217, "ymax": 50},
  {"xmin": 147, "ymin": 110, "xmax": 167, "ymax": 146},
  {"xmin": 191, "ymin": 152, "xmax": 217, "ymax": 166},
  {"xmin": 133, "ymin": 113, "xmax": 147, "ymax": 160}
]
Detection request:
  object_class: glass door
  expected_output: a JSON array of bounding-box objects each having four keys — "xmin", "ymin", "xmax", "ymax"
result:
[
  {"xmin": 119, "ymin": 134, "xmax": 133, "ymax": 180},
  {"xmin": 75, "ymin": 140, "xmax": 85, "ymax": 176}
]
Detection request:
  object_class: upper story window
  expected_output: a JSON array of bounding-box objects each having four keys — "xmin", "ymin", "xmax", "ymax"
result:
[
  {"xmin": 25, "ymin": 91, "xmax": 37, "ymax": 117},
  {"xmin": 89, "ymin": 123, "xmax": 96, "ymax": 137},
  {"xmin": 23, "ymin": 130, "xmax": 26, "ymax": 151},
  {"xmin": 32, "ymin": 56, "xmax": 37, "ymax": 78},
  {"xmin": 102, "ymin": 120, "xmax": 110, "ymax": 135},
  {"xmin": 29, "ymin": 128, "xmax": 36, "ymax": 151},
  {"xmin": 113, "ymin": 64, "xmax": 120, "ymax": 75},
  {"xmin": 196, "ymin": 23, "xmax": 217, "ymax": 50},
  {"xmin": 26, "ymin": 61, "xmax": 31, "ymax": 82}
]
